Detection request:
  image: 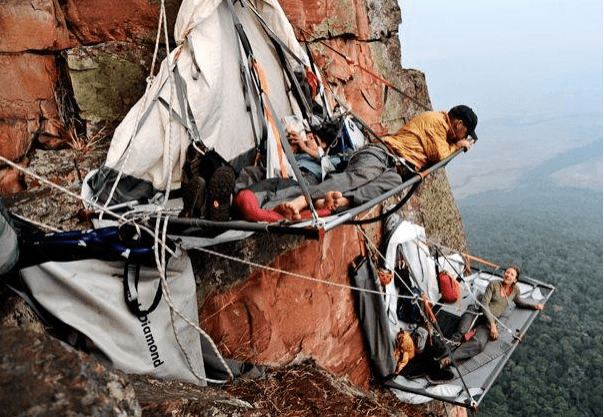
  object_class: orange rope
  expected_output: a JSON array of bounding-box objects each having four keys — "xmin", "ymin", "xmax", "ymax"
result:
[
  {"xmin": 252, "ymin": 58, "xmax": 289, "ymax": 178},
  {"xmin": 293, "ymin": 25, "xmax": 431, "ymax": 111},
  {"xmin": 462, "ymin": 253, "xmax": 500, "ymax": 269}
]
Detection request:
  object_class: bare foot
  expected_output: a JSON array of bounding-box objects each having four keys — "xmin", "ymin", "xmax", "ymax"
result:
[
  {"xmin": 274, "ymin": 196, "xmax": 308, "ymax": 221},
  {"xmin": 315, "ymin": 191, "xmax": 350, "ymax": 211}
]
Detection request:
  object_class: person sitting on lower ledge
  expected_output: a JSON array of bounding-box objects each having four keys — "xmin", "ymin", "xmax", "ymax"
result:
[{"xmin": 440, "ymin": 265, "xmax": 544, "ymax": 368}]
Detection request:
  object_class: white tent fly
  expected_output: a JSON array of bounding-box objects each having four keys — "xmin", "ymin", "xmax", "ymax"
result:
[{"xmin": 86, "ymin": 0, "xmax": 316, "ymax": 207}]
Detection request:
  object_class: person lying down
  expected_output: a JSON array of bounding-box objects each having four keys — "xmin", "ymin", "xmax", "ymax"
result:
[{"xmin": 233, "ymin": 106, "xmax": 478, "ymax": 222}]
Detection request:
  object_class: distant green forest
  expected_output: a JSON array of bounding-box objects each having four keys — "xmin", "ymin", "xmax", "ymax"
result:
[{"xmin": 457, "ymin": 148, "xmax": 602, "ymax": 416}]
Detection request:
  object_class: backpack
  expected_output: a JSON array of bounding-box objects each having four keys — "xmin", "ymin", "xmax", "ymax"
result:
[
  {"xmin": 437, "ymin": 271, "xmax": 460, "ymax": 303},
  {"xmin": 396, "ymin": 286, "xmax": 422, "ymax": 324}
]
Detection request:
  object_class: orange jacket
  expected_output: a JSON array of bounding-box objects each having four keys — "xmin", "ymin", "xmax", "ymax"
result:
[
  {"xmin": 394, "ymin": 330, "xmax": 416, "ymax": 373},
  {"xmin": 383, "ymin": 111, "xmax": 462, "ymax": 170}
]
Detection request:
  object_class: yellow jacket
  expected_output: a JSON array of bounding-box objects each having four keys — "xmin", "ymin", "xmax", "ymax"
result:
[
  {"xmin": 383, "ymin": 111, "xmax": 462, "ymax": 170},
  {"xmin": 394, "ymin": 330, "xmax": 415, "ymax": 373}
]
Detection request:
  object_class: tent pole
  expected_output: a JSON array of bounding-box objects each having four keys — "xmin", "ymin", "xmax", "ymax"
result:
[{"xmin": 160, "ymin": 216, "xmax": 322, "ymax": 239}]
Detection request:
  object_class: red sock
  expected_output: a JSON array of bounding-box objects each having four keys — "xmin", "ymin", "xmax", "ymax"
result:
[
  {"xmin": 464, "ymin": 328, "xmax": 477, "ymax": 342},
  {"xmin": 298, "ymin": 208, "xmax": 332, "ymax": 219},
  {"xmin": 233, "ymin": 190, "xmax": 283, "ymax": 222}
]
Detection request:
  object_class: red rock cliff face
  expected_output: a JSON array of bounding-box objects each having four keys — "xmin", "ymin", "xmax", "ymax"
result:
[{"xmin": 199, "ymin": 224, "xmax": 374, "ymax": 385}]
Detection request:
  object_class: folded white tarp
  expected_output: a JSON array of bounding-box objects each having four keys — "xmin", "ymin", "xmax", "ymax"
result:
[
  {"xmin": 89, "ymin": 0, "xmax": 311, "ymax": 205},
  {"xmin": 382, "ymin": 220, "xmax": 440, "ymax": 306}
]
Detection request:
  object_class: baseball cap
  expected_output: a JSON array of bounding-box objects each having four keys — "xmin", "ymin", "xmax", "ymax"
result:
[{"xmin": 449, "ymin": 105, "xmax": 478, "ymax": 140}]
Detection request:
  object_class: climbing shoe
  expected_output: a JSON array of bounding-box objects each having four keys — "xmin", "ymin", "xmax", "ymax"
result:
[
  {"xmin": 207, "ymin": 165, "xmax": 236, "ymax": 221},
  {"xmin": 180, "ymin": 176, "xmax": 206, "ymax": 218}
]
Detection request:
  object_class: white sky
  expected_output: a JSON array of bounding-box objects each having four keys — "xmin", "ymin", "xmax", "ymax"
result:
[{"xmin": 397, "ymin": 0, "xmax": 603, "ymax": 197}]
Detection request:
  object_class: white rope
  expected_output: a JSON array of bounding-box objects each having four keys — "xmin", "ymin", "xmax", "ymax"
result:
[
  {"xmin": 0, "ymin": 155, "xmax": 125, "ymax": 223},
  {"xmin": 145, "ymin": 0, "xmax": 235, "ymax": 384},
  {"xmin": 197, "ymin": 246, "xmax": 401, "ymax": 298},
  {"xmin": 0, "ymin": 154, "xmax": 176, "ymax": 258},
  {"xmin": 152, "ymin": 214, "xmax": 234, "ymax": 383},
  {"xmin": 100, "ymin": 0, "xmax": 174, "ymax": 218},
  {"xmin": 159, "ymin": 0, "xmax": 175, "ymax": 209}
]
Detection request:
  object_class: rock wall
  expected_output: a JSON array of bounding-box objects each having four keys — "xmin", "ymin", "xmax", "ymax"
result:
[
  {"xmin": 0, "ymin": 0, "xmax": 468, "ymax": 415},
  {"xmin": 197, "ymin": 224, "xmax": 374, "ymax": 385}
]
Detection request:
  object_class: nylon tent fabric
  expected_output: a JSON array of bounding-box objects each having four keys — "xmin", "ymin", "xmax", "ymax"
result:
[
  {"xmin": 382, "ymin": 220, "xmax": 440, "ymax": 304},
  {"xmin": 349, "ymin": 254, "xmax": 397, "ymax": 380},
  {"xmin": 0, "ymin": 199, "xmax": 18, "ymax": 275},
  {"xmin": 20, "ymin": 249, "xmax": 207, "ymax": 385},
  {"xmin": 87, "ymin": 0, "xmax": 310, "ymax": 205}
]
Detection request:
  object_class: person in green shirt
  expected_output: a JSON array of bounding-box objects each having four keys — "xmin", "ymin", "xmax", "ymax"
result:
[{"xmin": 441, "ymin": 265, "xmax": 543, "ymax": 366}]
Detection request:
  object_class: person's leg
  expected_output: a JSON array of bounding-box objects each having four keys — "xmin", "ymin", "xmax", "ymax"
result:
[
  {"xmin": 342, "ymin": 169, "xmax": 403, "ymax": 206},
  {"xmin": 271, "ymin": 147, "xmax": 392, "ymax": 219},
  {"xmin": 233, "ymin": 171, "xmax": 302, "ymax": 221},
  {"xmin": 450, "ymin": 324, "xmax": 490, "ymax": 362},
  {"xmin": 450, "ymin": 311, "xmax": 480, "ymax": 343}
]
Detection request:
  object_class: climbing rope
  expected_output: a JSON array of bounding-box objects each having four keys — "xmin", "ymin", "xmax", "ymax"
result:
[{"xmin": 292, "ymin": 25, "xmax": 432, "ymax": 112}]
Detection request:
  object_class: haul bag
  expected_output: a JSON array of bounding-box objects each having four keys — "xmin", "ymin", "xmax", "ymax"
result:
[
  {"xmin": 349, "ymin": 254, "xmax": 396, "ymax": 379},
  {"xmin": 20, "ymin": 248, "xmax": 207, "ymax": 385}
]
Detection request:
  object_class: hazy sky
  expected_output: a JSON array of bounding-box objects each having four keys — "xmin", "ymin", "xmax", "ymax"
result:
[{"xmin": 397, "ymin": 0, "xmax": 603, "ymax": 198}]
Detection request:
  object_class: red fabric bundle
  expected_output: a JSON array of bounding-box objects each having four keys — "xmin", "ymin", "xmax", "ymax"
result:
[{"xmin": 438, "ymin": 271, "xmax": 460, "ymax": 303}]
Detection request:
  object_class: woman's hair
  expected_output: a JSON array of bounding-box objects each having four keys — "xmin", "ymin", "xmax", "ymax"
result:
[{"xmin": 506, "ymin": 265, "xmax": 522, "ymax": 281}]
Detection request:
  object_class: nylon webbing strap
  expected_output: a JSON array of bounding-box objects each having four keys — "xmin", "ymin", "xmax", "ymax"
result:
[
  {"xmin": 133, "ymin": 72, "xmax": 172, "ymax": 138},
  {"xmin": 243, "ymin": 0, "xmax": 313, "ymax": 120},
  {"xmin": 186, "ymin": 34, "xmax": 202, "ymax": 80},
  {"xmin": 172, "ymin": 64, "xmax": 210, "ymax": 152},
  {"xmin": 110, "ymin": 72, "xmax": 171, "ymax": 173},
  {"xmin": 227, "ymin": 0, "xmax": 317, "ymax": 220},
  {"xmin": 265, "ymin": 97, "xmax": 318, "ymax": 222},
  {"xmin": 244, "ymin": 0, "xmax": 306, "ymax": 66},
  {"xmin": 226, "ymin": 0, "xmax": 268, "ymax": 151},
  {"xmin": 157, "ymin": 97, "xmax": 195, "ymax": 138}
]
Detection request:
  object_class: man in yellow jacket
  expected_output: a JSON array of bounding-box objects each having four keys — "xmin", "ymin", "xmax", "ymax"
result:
[
  {"xmin": 384, "ymin": 105, "xmax": 477, "ymax": 171},
  {"xmin": 267, "ymin": 105, "xmax": 477, "ymax": 220}
]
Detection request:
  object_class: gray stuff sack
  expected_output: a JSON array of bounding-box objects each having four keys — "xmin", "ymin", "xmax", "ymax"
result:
[
  {"xmin": 0, "ymin": 198, "xmax": 18, "ymax": 275},
  {"xmin": 19, "ymin": 247, "xmax": 207, "ymax": 386}
]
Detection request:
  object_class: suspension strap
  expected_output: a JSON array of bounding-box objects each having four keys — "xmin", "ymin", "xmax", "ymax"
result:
[
  {"xmin": 244, "ymin": 0, "xmax": 314, "ymax": 121},
  {"xmin": 265, "ymin": 96, "xmax": 320, "ymax": 222},
  {"xmin": 226, "ymin": 0, "xmax": 268, "ymax": 153}
]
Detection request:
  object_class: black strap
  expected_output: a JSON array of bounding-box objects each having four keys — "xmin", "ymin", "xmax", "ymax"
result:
[
  {"xmin": 226, "ymin": 0, "xmax": 268, "ymax": 152},
  {"xmin": 244, "ymin": 0, "xmax": 313, "ymax": 120},
  {"xmin": 265, "ymin": 97, "xmax": 319, "ymax": 220},
  {"xmin": 123, "ymin": 257, "xmax": 163, "ymax": 316}
]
